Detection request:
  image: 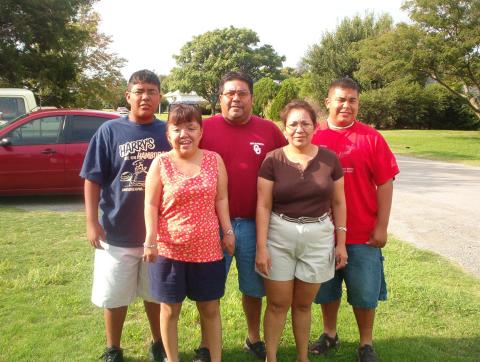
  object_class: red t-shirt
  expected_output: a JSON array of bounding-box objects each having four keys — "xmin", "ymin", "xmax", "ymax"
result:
[
  {"xmin": 311, "ymin": 120, "xmax": 399, "ymax": 244},
  {"xmin": 200, "ymin": 114, "xmax": 287, "ymax": 218}
]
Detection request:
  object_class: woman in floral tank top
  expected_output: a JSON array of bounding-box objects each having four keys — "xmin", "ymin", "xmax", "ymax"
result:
[{"xmin": 143, "ymin": 104, "xmax": 234, "ymax": 362}]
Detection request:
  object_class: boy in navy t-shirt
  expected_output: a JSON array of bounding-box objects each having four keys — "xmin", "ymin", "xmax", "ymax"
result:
[{"xmin": 80, "ymin": 70, "xmax": 170, "ymax": 362}]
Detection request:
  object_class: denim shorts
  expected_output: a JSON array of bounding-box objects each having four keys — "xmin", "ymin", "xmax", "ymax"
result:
[
  {"xmin": 314, "ymin": 244, "xmax": 387, "ymax": 309},
  {"xmin": 224, "ymin": 218, "xmax": 265, "ymax": 298},
  {"xmin": 148, "ymin": 256, "xmax": 226, "ymax": 303}
]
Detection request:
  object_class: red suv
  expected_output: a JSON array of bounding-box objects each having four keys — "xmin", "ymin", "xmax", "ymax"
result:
[{"xmin": 0, "ymin": 109, "xmax": 119, "ymax": 195}]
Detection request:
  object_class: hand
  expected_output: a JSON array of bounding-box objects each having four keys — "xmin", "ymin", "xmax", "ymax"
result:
[
  {"xmin": 335, "ymin": 244, "xmax": 348, "ymax": 270},
  {"xmin": 222, "ymin": 233, "xmax": 235, "ymax": 256},
  {"xmin": 86, "ymin": 220, "xmax": 106, "ymax": 249},
  {"xmin": 255, "ymin": 246, "xmax": 271, "ymax": 276},
  {"xmin": 142, "ymin": 245, "xmax": 158, "ymax": 263},
  {"xmin": 366, "ymin": 225, "xmax": 388, "ymax": 248}
]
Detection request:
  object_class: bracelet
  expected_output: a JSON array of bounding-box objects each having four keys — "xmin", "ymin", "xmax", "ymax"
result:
[
  {"xmin": 224, "ymin": 229, "xmax": 234, "ymax": 236},
  {"xmin": 143, "ymin": 242, "xmax": 157, "ymax": 248},
  {"xmin": 335, "ymin": 226, "xmax": 347, "ymax": 232}
]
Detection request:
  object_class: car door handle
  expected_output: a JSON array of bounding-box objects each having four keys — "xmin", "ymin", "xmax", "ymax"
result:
[{"xmin": 41, "ymin": 149, "xmax": 57, "ymax": 155}]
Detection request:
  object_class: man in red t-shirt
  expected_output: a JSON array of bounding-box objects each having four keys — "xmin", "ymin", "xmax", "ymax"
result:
[
  {"xmin": 309, "ymin": 78, "xmax": 399, "ymax": 362},
  {"xmin": 196, "ymin": 72, "xmax": 286, "ymax": 361}
]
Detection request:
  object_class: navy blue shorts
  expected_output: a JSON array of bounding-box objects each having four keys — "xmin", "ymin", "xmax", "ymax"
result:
[
  {"xmin": 149, "ymin": 256, "xmax": 226, "ymax": 303},
  {"xmin": 314, "ymin": 244, "xmax": 387, "ymax": 309}
]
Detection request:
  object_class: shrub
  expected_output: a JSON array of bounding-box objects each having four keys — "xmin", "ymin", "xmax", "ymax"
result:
[
  {"xmin": 253, "ymin": 78, "xmax": 279, "ymax": 117},
  {"xmin": 268, "ymin": 79, "xmax": 299, "ymax": 122}
]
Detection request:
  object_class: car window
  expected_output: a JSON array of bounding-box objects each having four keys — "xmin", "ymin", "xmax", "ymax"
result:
[
  {"xmin": 65, "ymin": 115, "xmax": 111, "ymax": 143},
  {"xmin": 0, "ymin": 97, "xmax": 27, "ymax": 122},
  {"xmin": 6, "ymin": 116, "xmax": 63, "ymax": 145}
]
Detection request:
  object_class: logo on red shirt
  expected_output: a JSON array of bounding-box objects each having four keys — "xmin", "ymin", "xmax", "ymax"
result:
[{"xmin": 250, "ymin": 142, "xmax": 264, "ymax": 155}]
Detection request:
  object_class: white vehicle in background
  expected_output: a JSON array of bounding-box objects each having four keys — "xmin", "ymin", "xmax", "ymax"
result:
[
  {"xmin": 0, "ymin": 88, "xmax": 37, "ymax": 127},
  {"xmin": 116, "ymin": 106, "xmax": 129, "ymax": 115}
]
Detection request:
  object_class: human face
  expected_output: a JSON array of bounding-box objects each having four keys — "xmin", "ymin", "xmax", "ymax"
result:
[
  {"xmin": 325, "ymin": 87, "xmax": 359, "ymax": 127},
  {"xmin": 219, "ymin": 80, "xmax": 253, "ymax": 124},
  {"xmin": 167, "ymin": 121, "xmax": 203, "ymax": 157},
  {"xmin": 125, "ymin": 82, "xmax": 161, "ymax": 124},
  {"xmin": 284, "ymin": 109, "xmax": 315, "ymax": 150}
]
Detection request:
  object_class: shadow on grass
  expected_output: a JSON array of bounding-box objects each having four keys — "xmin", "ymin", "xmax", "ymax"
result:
[
  {"xmin": 0, "ymin": 194, "xmax": 84, "ymax": 211},
  {"xmin": 121, "ymin": 336, "xmax": 480, "ymax": 361}
]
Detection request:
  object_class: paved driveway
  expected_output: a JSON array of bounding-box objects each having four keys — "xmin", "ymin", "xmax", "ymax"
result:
[{"xmin": 389, "ymin": 156, "xmax": 480, "ymax": 278}]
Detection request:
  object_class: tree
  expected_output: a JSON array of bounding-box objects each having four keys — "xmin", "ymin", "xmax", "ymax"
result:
[
  {"xmin": 72, "ymin": 10, "xmax": 126, "ymax": 109},
  {"xmin": 253, "ymin": 78, "xmax": 279, "ymax": 117},
  {"xmin": 356, "ymin": 0, "xmax": 480, "ymax": 120},
  {"xmin": 268, "ymin": 79, "xmax": 299, "ymax": 122},
  {"xmin": 0, "ymin": 0, "xmax": 126, "ymax": 108},
  {"xmin": 359, "ymin": 78, "xmax": 477, "ymax": 129},
  {"xmin": 301, "ymin": 13, "xmax": 393, "ymax": 103},
  {"xmin": 169, "ymin": 27, "xmax": 285, "ymax": 113}
]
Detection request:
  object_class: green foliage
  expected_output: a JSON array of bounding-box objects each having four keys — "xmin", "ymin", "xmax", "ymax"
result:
[
  {"xmin": 359, "ymin": 79, "xmax": 478, "ymax": 129},
  {"xmin": 0, "ymin": 0, "xmax": 126, "ymax": 108},
  {"xmin": 253, "ymin": 78, "xmax": 279, "ymax": 117},
  {"xmin": 268, "ymin": 79, "xmax": 299, "ymax": 122},
  {"xmin": 302, "ymin": 13, "xmax": 394, "ymax": 103},
  {"xmin": 356, "ymin": 0, "xmax": 480, "ymax": 120},
  {"xmin": 169, "ymin": 27, "xmax": 285, "ymax": 113},
  {"xmin": 71, "ymin": 10, "xmax": 127, "ymax": 109}
]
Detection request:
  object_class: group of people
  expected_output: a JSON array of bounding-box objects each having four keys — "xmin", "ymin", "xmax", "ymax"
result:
[{"xmin": 81, "ymin": 69, "xmax": 399, "ymax": 362}]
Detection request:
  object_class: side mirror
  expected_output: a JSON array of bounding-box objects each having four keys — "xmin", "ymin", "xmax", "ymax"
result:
[{"xmin": 0, "ymin": 138, "xmax": 12, "ymax": 146}]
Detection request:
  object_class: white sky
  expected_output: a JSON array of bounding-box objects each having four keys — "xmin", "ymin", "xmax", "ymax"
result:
[{"xmin": 94, "ymin": 0, "xmax": 410, "ymax": 79}]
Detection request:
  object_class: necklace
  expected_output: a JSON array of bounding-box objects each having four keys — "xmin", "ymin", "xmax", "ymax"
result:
[{"xmin": 327, "ymin": 118, "xmax": 355, "ymax": 130}]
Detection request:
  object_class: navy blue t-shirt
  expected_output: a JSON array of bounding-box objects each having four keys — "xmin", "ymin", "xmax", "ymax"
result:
[{"xmin": 80, "ymin": 117, "xmax": 170, "ymax": 247}]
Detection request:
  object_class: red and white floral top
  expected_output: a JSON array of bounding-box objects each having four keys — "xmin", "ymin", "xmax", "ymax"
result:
[{"xmin": 156, "ymin": 150, "xmax": 223, "ymax": 262}]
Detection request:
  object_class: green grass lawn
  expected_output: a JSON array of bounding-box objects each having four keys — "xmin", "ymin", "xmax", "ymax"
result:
[
  {"xmin": 380, "ymin": 130, "xmax": 480, "ymax": 166},
  {"xmin": 1, "ymin": 205, "xmax": 479, "ymax": 361}
]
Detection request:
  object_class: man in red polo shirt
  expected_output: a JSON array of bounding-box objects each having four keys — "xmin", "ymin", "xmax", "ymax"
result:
[{"xmin": 195, "ymin": 71, "xmax": 286, "ymax": 361}]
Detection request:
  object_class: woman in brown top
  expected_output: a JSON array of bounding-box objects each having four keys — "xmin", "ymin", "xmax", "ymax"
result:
[{"xmin": 256, "ymin": 100, "xmax": 347, "ymax": 362}]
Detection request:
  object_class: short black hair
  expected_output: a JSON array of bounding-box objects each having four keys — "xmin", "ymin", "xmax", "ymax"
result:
[
  {"xmin": 218, "ymin": 71, "xmax": 254, "ymax": 95},
  {"xmin": 128, "ymin": 69, "xmax": 160, "ymax": 91},
  {"xmin": 328, "ymin": 78, "xmax": 359, "ymax": 96}
]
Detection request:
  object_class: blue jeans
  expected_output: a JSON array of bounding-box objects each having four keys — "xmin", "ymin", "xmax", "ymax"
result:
[
  {"xmin": 224, "ymin": 218, "xmax": 265, "ymax": 298},
  {"xmin": 314, "ymin": 244, "xmax": 387, "ymax": 309}
]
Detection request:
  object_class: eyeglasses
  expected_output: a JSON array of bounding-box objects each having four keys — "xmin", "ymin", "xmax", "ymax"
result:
[
  {"xmin": 221, "ymin": 90, "xmax": 250, "ymax": 99},
  {"xmin": 129, "ymin": 89, "xmax": 160, "ymax": 97},
  {"xmin": 286, "ymin": 122, "xmax": 315, "ymax": 131}
]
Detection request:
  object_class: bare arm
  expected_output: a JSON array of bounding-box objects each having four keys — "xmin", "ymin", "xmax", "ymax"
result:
[
  {"xmin": 143, "ymin": 157, "xmax": 163, "ymax": 262},
  {"xmin": 84, "ymin": 179, "xmax": 105, "ymax": 249},
  {"xmin": 331, "ymin": 176, "xmax": 348, "ymax": 269},
  {"xmin": 367, "ymin": 179, "xmax": 393, "ymax": 248},
  {"xmin": 255, "ymin": 177, "xmax": 274, "ymax": 276},
  {"xmin": 215, "ymin": 155, "xmax": 235, "ymax": 256}
]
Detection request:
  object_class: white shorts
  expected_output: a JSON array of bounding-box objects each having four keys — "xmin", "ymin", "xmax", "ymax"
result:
[
  {"xmin": 258, "ymin": 213, "xmax": 335, "ymax": 284},
  {"xmin": 91, "ymin": 240, "xmax": 158, "ymax": 308}
]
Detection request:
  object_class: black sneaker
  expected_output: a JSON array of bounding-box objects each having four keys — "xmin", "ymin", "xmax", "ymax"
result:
[
  {"xmin": 244, "ymin": 338, "xmax": 266, "ymax": 360},
  {"xmin": 357, "ymin": 344, "xmax": 379, "ymax": 362},
  {"xmin": 149, "ymin": 340, "xmax": 167, "ymax": 362},
  {"xmin": 100, "ymin": 347, "xmax": 124, "ymax": 362},
  {"xmin": 193, "ymin": 347, "xmax": 211, "ymax": 362},
  {"xmin": 308, "ymin": 333, "xmax": 340, "ymax": 355}
]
